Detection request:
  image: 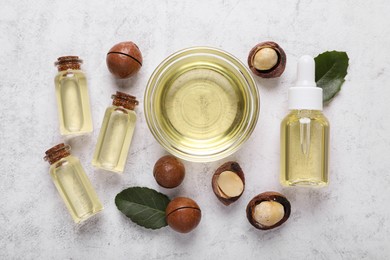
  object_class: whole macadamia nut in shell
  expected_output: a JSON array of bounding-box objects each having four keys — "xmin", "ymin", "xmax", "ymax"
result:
[
  {"xmin": 166, "ymin": 197, "xmax": 201, "ymax": 233},
  {"xmin": 153, "ymin": 155, "xmax": 185, "ymax": 188},
  {"xmin": 106, "ymin": 41, "xmax": 142, "ymax": 79}
]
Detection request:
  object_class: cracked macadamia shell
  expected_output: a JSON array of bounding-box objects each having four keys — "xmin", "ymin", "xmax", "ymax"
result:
[
  {"xmin": 246, "ymin": 191, "xmax": 291, "ymax": 230},
  {"xmin": 248, "ymin": 41, "xmax": 286, "ymax": 78},
  {"xmin": 212, "ymin": 161, "xmax": 245, "ymax": 205}
]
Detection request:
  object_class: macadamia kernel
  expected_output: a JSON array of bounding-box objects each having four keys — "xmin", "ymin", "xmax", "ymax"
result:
[
  {"xmin": 253, "ymin": 201, "xmax": 285, "ymax": 227},
  {"xmin": 253, "ymin": 48, "xmax": 278, "ymax": 71},
  {"xmin": 217, "ymin": 171, "xmax": 244, "ymax": 198}
]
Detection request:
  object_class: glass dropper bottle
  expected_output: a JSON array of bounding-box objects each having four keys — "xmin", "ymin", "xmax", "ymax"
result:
[{"xmin": 280, "ymin": 55, "xmax": 330, "ymax": 187}]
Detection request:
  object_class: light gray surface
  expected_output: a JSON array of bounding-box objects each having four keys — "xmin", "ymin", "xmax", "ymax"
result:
[{"xmin": 1, "ymin": 0, "xmax": 390, "ymax": 259}]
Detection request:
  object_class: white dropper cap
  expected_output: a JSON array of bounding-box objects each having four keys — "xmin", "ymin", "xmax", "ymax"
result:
[{"xmin": 288, "ymin": 55, "xmax": 323, "ymax": 110}]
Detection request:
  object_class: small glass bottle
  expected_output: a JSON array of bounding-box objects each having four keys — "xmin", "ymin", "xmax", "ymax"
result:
[
  {"xmin": 280, "ymin": 55, "xmax": 329, "ymax": 187},
  {"xmin": 92, "ymin": 91, "xmax": 138, "ymax": 173},
  {"xmin": 44, "ymin": 143, "xmax": 103, "ymax": 223},
  {"xmin": 54, "ymin": 56, "xmax": 93, "ymax": 135}
]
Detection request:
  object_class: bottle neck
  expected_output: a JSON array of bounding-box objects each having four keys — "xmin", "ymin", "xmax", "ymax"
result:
[
  {"xmin": 289, "ymin": 110, "xmax": 323, "ymax": 119},
  {"xmin": 55, "ymin": 56, "xmax": 82, "ymax": 71},
  {"xmin": 112, "ymin": 91, "xmax": 139, "ymax": 110},
  {"xmin": 288, "ymin": 87, "xmax": 323, "ymax": 111},
  {"xmin": 291, "ymin": 109, "xmax": 321, "ymax": 112},
  {"xmin": 44, "ymin": 143, "xmax": 71, "ymax": 165}
]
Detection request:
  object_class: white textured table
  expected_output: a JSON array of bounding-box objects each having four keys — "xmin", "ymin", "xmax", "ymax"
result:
[{"xmin": 1, "ymin": 0, "xmax": 389, "ymax": 259}]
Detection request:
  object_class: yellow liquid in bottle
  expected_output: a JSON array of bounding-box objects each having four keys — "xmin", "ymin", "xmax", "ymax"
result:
[
  {"xmin": 92, "ymin": 106, "xmax": 136, "ymax": 173},
  {"xmin": 280, "ymin": 110, "xmax": 329, "ymax": 186},
  {"xmin": 54, "ymin": 70, "xmax": 93, "ymax": 135},
  {"xmin": 50, "ymin": 155, "xmax": 103, "ymax": 223}
]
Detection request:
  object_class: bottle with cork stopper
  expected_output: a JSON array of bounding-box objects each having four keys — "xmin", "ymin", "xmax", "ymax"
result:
[
  {"xmin": 92, "ymin": 91, "xmax": 139, "ymax": 173},
  {"xmin": 54, "ymin": 56, "xmax": 93, "ymax": 136},
  {"xmin": 280, "ymin": 55, "xmax": 330, "ymax": 187},
  {"xmin": 44, "ymin": 143, "xmax": 103, "ymax": 223}
]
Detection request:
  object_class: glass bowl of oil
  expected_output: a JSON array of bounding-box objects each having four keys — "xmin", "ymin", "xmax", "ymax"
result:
[{"xmin": 144, "ymin": 47, "xmax": 259, "ymax": 162}]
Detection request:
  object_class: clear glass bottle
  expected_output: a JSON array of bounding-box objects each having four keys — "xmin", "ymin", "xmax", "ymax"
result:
[
  {"xmin": 280, "ymin": 56, "xmax": 330, "ymax": 187},
  {"xmin": 54, "ymin": 56, "xmax": 93, "ymax": 135},
  {"xmin": 92, "ymin": 91, "xmax": 138, "ymax": 173},
  {"xmin": 44, "ymin": 143, "xmax": 103, "ymax": 223}
]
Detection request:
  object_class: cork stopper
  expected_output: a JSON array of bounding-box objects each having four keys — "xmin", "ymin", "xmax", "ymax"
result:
[
  {"xmin": 44, "ymin": 143, "xmax": 71, "ymax": 165},
  {"xmin": 55, "ymin": 56, "xmax": 83, "ymax": 71},
  {"xmin": 111, "ymin": 91, "xmax": 139, "ymax": 110}
]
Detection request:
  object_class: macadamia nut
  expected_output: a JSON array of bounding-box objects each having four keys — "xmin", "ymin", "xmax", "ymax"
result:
[
  {"xmin": 253, "ymin": 48, "xmax": 278, "ymax": 71},
  {"xmin": 153, "ymin": 155, "xmax": 185, "ymax": 188},
  {"xmin": 212, "ymin": 161, "xmax": 245, "ymax": 205},
  {"xmin": 166, "ymin": 197, "xmax": 201, "ymax": 233},
  {"xmin": 106, "ymin": 41, "xmax": 142, "ymax": 79},
  {"xmin": 253, "ymin": 201, "xmax": 285, "ymax": 227},
  {"xmin": 217, "ymin": 171, "xmax": 244, "ymax": 198}
]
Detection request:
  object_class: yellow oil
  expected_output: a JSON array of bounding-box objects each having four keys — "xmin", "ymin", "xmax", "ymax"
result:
[
  {"xmin": 155, "ymin": 62, "xmax": 246, "ymax": 153},
  {"xmin": 280, "ymin": 110, "xmax": 329, "ymax": 187},
  {"xmin": 92, "ymin": 106, "xmax": 136, "ymax": 173},
  {"xmin": 50, "ymin": 155, "xmax": 103, "ymax": 223},
  {"xmin": 54, "ymin": 70, "xmax": 93, "ymax": 135}
]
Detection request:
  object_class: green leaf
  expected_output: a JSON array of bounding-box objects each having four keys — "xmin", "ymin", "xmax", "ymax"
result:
[
  {"xmin": 115, "ymin": 187, "xmax": 171, "ymax": 230},
  {"xmin": 315, "ymin": 51, "xmax": 349, "ymax": 104}
]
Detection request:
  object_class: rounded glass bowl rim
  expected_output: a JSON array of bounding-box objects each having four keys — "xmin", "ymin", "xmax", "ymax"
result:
[{"xmin": 144, "ymin": 46, "xmax": 260, "ymax": 162}]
